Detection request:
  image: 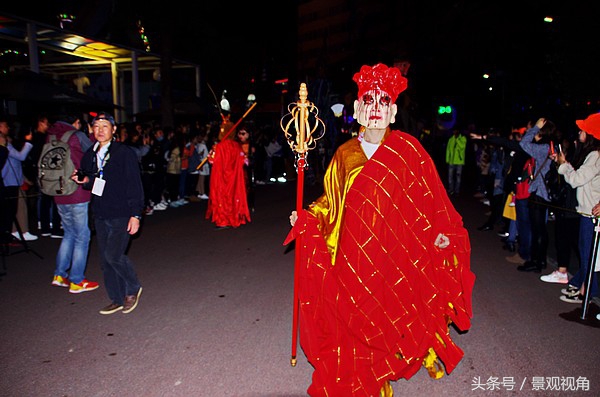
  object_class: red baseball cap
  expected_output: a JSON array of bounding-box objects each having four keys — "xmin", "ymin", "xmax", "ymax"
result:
[{"xmin": 576, "ymin": 113, "xmax": 600, "ymax": 139}]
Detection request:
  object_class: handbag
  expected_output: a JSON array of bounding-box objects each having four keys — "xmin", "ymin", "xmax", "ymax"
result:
[
  {"xmin": 515, "ymin": 158, "xmax": 534, "ymax": 200},
  {"xmin": 503, "ymin": 192, "xmax": 516, "ymax": 220},
  {"xmin": 515, "ymin": 156, "xmax": 549, "ymax": 200}
]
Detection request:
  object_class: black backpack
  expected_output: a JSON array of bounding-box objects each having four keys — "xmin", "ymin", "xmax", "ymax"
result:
[
  {"xmin": 544, "ymin": 161, "xmax": 577, "ymax": 211},
  {"xmin": 37, "ymin": 130, "xmax": 78, "ymax": 196}
]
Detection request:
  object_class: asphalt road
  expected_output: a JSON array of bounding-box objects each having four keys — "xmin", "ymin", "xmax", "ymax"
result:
[{"xmin": 1, "ymin": 180, "xmax": 599, "ymax": 397}]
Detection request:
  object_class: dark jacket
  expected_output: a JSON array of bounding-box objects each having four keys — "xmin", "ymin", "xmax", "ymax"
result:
[
  {"xmin": 80, "ymin": 141, "xmax": 144, "ymax": 219},
  {"xmin": 486, "ymin": 135, "xmax": 530, "ymax": 193}
]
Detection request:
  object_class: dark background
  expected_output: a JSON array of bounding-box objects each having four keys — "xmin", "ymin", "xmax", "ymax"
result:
[{"xmin": 3, "ymin": 1, "xmax": 600, "ymax": 132}]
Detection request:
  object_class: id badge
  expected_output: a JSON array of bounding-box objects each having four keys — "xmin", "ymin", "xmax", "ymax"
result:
[{"xmin": 92, "ymin": 178, "xmax": 106, "ymax": 196}]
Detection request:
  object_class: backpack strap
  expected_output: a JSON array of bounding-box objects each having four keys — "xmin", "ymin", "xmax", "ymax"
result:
[
  {"xmin": 60, "ymin": 129, "xmax": 77, "ymax": 144},
  {"xmin": 532, "ymin": 156, "xmax": 549, "ymax": 181}
]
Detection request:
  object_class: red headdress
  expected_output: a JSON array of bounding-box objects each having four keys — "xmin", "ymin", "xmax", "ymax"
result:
[{"xmin": 352, "ymin": 63, "xmax": 408, "ymax": 102}]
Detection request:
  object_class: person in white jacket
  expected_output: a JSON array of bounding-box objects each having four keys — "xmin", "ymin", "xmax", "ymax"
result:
[{"xmin": 555, "ymin": 112, "xmax": 600, "ymax": 303}]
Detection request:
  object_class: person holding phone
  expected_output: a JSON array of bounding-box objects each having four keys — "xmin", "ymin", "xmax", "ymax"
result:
[{"xmin": 553, "ymin": 113, "xmax": 600, "ymax": 303}]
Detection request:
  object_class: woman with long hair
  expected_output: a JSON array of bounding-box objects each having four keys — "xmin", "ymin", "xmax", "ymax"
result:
[
  {"xmin": 555, "ymin": 113, "xmax": 600, "ymax": 303},
  {"xmin": 517, "ymin": 117, "xmax": 558, "ymax": 272}
]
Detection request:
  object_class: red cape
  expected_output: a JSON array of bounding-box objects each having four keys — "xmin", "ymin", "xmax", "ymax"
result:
[
  {"xmin": 206, "ymin": 139, "xmax": 251, "ymax": 227},
  {"xmin": 285, "ymin": 131, "xmax": 474, "ymax": 396}
]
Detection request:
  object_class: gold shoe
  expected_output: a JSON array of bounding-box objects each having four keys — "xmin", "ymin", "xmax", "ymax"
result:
[{"xmin": 380, "ymin": 380, "xmax": 393, "ymax": 397}]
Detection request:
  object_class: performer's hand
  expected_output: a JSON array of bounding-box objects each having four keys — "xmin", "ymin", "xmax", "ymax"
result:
[
  {"xmin": 290, "ymin": 211, "xmax": 298, "ymax": 227},
  {"xmin": 434, "ymin": 233, "xmax": 450, "ymax": 249}
]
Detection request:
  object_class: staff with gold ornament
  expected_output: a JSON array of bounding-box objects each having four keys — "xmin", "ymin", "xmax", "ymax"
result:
[{"xmin": 280, "ymin": 83, "xmax": 325, "ymax": 366}]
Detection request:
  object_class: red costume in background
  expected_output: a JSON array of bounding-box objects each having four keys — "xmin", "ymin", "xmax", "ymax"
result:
[
  {"xmin": 206, "ymin": 139, "xmax": 250, "ymax": 228},
  {"xmin": 284, "ymin": 129, "xmax": 474, "ymax": 396}
]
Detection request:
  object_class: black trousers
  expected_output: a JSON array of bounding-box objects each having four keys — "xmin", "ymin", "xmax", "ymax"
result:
[
  {"xmin": 0, "ymin": 186, "xmax": 18, "ymax": 238},
  {"xmin": 529, "ymin": 195, "xmax": 549, "ymax": 266}
]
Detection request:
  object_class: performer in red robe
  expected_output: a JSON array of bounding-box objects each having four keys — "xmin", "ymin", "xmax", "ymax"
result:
[
  {"xmin": 285, "ymin": 63, "xmax": 475, "ymax": 396},
  {"xmin": 205, "ymin": 138, "xmax": 251, "ymax": 228}
]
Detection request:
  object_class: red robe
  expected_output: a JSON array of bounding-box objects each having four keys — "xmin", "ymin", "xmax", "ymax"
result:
[
  {"xmin": 284, "ymin": 130, "xmax": 474, "ymax": 396},
  {"xmin": 206, "ymin": 139, "xmax": 251, "ymax": 227}
]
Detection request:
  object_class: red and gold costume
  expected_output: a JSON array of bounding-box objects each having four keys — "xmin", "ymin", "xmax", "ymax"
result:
[
  {"xmin": 218, "ymin": 115, "xmax": 235, "ymax": 141},
  {"xmin": 284, "ymin": 129, "xmax": 474, "ymax": 396},
  {"xmin": 205, "ymin": 139, "xmax": 251, "ymax": 228}
]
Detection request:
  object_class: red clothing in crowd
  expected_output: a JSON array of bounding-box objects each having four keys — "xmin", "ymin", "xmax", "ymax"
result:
[{"xmin": 206, "ymin": 139, "xmax": 251, "ymax": 228}]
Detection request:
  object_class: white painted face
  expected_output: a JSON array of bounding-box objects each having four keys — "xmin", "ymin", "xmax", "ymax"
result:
[{"xmin": 354, "ymin": 89, "xmax": 397, "ymax": 129}]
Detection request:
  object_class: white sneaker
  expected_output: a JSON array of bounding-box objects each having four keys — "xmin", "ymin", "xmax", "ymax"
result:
[
  {"xmin": 561, "ymin": 285, "xmax": 580, "ymax": 297},
  {"xmin": 560, "ymin": 294, "xmax": 584, "ymax": 304},
  {"xmin": 540, "ymin": 270, "xmax": 569, "ymax": 284},
  {"xmin": 12, "ymin": 231, "xmax": 38, "ymax": 241},
  {"xmin": 199, "ymin": 194, "xmax": 209, "ymax": 200},
  {"xmin": 153, "ymin": 203, "xmax": 167, "ymax": 211}
]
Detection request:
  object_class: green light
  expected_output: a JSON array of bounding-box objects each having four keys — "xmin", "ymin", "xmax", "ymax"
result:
[{"xmin": 438, "ymin": 105, "xmax": 452, "ymax": 115}]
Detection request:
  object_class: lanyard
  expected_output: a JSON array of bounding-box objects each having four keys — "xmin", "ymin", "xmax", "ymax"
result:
[{"xmin": 95, "ymin": 142, "xmax": 111, "ymax": 179}]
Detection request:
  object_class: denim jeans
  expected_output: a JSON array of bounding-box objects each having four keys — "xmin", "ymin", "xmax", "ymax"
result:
[
  {"xmin": 570, "ymin": 216, "xmax": 599, "ymax": 297},
  {"xmin": 39, "ymin": 192, "xmax": 61, "ymax": 234},
  {"xmin": 515, "ymin": 198, "xmax": 531, "ymax": 260},
  {"xmin": 507, "ymin": 219, "xmax": 518, "ymax": 244},
  {"xmin": 528, "ymin": 196, "xmax": 549, "ymax": 266},
  {"xmin": 55, "ymin": 203, "xmax": 91, "ymax": 284},
  {"xmin": 178, "ymin": 169, "xmax": 189, "ymax": 199},
  {"xmin": 447, "ymin": 164, "xmax": 463, "ymax": 194},
  {"xmin": 95, "ymin": 217, "xmax": 141, "ymax": 305}
]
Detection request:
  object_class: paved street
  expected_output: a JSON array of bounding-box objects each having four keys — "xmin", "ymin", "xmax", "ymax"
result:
[{"xmin": 1, "ymin": 180, "xmax": 598, "ymax": 397}]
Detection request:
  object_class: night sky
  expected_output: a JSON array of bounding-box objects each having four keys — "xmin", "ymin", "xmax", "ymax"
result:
[{"xmin": 3, "ymin": 1, "xmax": 600, "ymax": 130}]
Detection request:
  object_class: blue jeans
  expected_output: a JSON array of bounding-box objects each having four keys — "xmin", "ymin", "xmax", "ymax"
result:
[
  {"xmin": 55, "ymin": 203, "xmax": 91, "ymax": 284},
  {"xmin": 569, "ymin": 216, "xmax": 599, "ymax": 297},
  {"xmin": 515, "ymin": 198, "xmax": 531, "ymax": 260},
  {"xmin": 38, "ymin": 192, "xmax": 61, "ymax": 234},
  {"xmin": 447, "ymin": 164, "xmax": 463, "ymax": 194},
  {"xmin": 178, "ymin": 169, "xmax": 189, "ymax": 199},
  {"xmin": 95, "ymin": 217, "xmax": 141, "ymax": 305},
  {"xmin": 507, "ymin": 219, "xmax": 517, "ymax": 244}
]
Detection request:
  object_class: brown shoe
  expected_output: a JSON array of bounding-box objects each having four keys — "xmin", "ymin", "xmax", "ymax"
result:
[
  {"xmin": 123, "ymin": 287, "xmax": 143, "ymax": 314},
  {"xmin": 99, "ymin": 303, "xmax": 124, "ymax": 315},
  {"xmin": 505, "ymin": 253, "xmax": 526, "ymax": 265}
]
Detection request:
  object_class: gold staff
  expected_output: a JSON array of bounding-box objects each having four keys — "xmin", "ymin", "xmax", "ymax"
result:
[
  {"xmin": 196, "ymin": 101, "xmax": 257, "ymax": 170},
  {"xmin": 281, "ymin": 83, "xmax": 325, "ymax": 366}
]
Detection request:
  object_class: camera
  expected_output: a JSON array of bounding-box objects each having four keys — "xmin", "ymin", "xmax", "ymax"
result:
[{"xmin": 76, "ymin": 169, "xmax": 85, "ymax": 182}]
